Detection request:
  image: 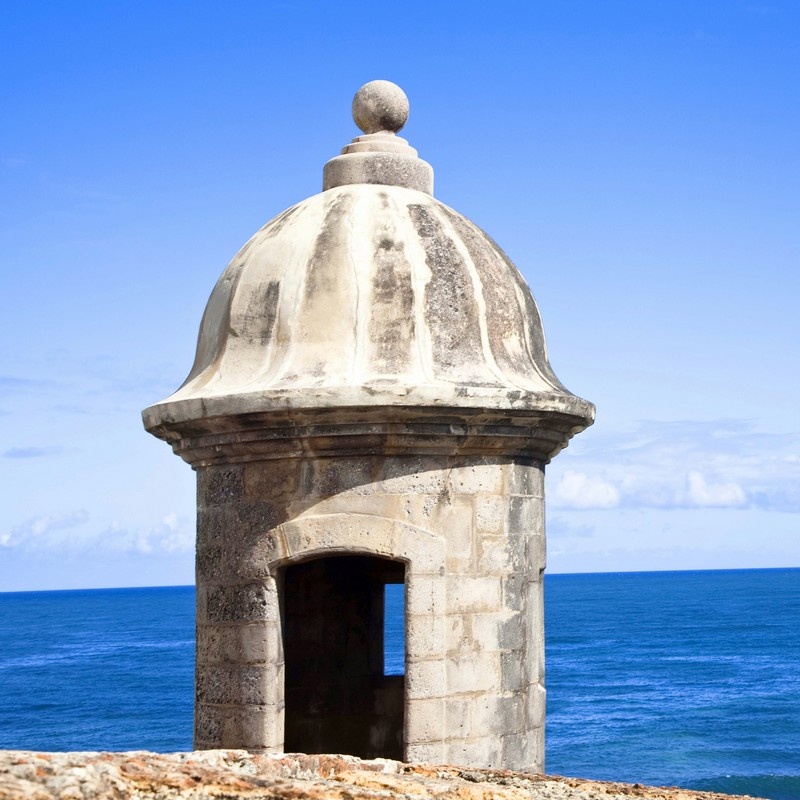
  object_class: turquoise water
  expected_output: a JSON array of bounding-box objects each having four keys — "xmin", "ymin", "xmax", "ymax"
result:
[{"xmin": 1, "ymin": 569, "xmax": 798, "ymax": 799}]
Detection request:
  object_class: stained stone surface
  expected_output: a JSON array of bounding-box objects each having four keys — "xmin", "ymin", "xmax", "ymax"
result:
[
  {"xmin": 142, "ymin": 81, "xmax": 595, "ymax": 771},
  {"xmin": 191, "ymin": 455, "xmax": 546, "ymax": 767},
  {"xmin": 0, "ymin": 750, "xmax": 766, "ymax": 800},
  {"xmin": 142, "ymin": 183, "xmax": 593, "ymax": 437},
  {"xmin": 352, "ymin": 80, "xmax": 409, "ymax": 134},
  {"xmin": 143, "ymin": 80, "xmax": 593, "ymax": 439}
]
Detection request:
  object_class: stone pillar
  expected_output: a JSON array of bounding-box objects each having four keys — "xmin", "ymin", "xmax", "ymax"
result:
[{"xmin": 194, "ymin": 464, "xmax": 285, "ymax": 752}]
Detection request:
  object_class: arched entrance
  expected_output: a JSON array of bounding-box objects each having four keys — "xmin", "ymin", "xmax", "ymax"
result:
[{"xmin": 281, "ymin": 555, "xmax": 405, "ymax": 759}]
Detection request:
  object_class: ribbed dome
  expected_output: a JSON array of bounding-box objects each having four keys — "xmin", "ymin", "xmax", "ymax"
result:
[{"xmin": 143, "ymin": 81, "xmax": 593, "ymax": 453}]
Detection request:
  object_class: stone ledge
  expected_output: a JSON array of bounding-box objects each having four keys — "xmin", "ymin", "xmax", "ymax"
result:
[{"xmin": 0, "ymin": 750, "xmax": 766, "ymax": 800}]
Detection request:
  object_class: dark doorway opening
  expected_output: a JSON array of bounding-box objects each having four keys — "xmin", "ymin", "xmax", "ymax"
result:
[{"xmin": 282, "ymin": 555, "xmax": 405, "ymax": 759}]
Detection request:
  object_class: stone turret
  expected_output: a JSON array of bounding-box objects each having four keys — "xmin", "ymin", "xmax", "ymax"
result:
[{"xmin": 143, "ymin": 80, "xmax": 594, "ymax": 771}]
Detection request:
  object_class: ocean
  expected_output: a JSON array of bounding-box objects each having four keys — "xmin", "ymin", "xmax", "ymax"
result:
[{"xmin": 0, "ymin": 569, "xmax": 798, "ymax": 800}]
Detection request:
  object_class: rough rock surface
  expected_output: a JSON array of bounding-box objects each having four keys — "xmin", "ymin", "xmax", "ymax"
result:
[{"xmin": 0, "ymin": 750, "xmax": 765, "ymax": 800}]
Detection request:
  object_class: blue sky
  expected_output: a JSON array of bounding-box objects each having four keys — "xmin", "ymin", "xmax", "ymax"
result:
[{"xmin": 1, "ymin": 1, "xmax": 798, "ymax": 591}]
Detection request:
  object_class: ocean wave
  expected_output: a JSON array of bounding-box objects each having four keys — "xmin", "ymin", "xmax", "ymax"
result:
[{"xmin": 0, "ymin": 639, "xmax": 192, "ymax": 671}]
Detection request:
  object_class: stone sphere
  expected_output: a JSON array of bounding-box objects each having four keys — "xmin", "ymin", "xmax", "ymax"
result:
[{"xmin": 352, "ymin": 80, "xmax": 409, "ymax": 134}]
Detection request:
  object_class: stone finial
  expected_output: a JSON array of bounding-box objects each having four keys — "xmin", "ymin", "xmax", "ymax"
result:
[
  {"xmin": 352, "ymin": 80, "xmax": 409, "ymax": 135},
  {"xmin": 323, "ymin": 80, "xmax": 434, "ymax": 194}
]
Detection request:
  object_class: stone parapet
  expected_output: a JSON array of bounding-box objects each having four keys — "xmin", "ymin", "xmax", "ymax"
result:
[{"xmin": 0, "ymin": 750, "xmax": 766, "ymax": 800}]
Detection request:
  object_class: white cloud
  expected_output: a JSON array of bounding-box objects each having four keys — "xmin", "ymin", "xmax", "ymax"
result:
[
  {"xmin": 2, "ymin": 510, "xmax": 192, "ymax": 556},
  {"xmin": 552, "ymin": 470, "xmax": 620, "ymax": 509},
  {"xmin": 99, "ymin": 514, "xmax": 194, "ymax": 555},
  {"xmin": 550, "ymin": 420, "xmax": 800, "ymax": 513},
  {"xmin": 683, "ymin": 470, "xmax": 747, "ymax": 508},
  {"xmin": 1, "ymin": 510, "xmax": 90, "ymax": 548}
]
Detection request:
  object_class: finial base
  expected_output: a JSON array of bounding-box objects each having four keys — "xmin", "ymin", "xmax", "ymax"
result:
[{"xmin": 323, "ymin": 152, "xmax": 433, "ymax": 194}]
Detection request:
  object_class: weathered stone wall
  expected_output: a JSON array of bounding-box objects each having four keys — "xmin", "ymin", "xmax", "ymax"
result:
[{"xmin": 194, "ymin": 454, "xmax": 545, "ymax": 770}]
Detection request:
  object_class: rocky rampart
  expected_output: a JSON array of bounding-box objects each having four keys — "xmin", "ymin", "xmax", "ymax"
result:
[{"xmin": 0, "ymin": 750, "xmax": 765, "ymax": 800}]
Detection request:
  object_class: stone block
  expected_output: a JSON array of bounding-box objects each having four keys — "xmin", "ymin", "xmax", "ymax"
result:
[
  {"xmin": 200, "ymin": 466, "xmax": 244, "ymax": 506},
  {"xmin": 405, "ymin": 741, "xmax": 447, "ymax": 763},
  {"xmin": 511, "ymin": 724, "xmax": 544, "ymax": 772},
  {"xmin": 394, "ymin": 520, "xmax": 445, "ymax": 575},
  {"xmin": 198, "ymin": 622, "xmax": 281, "ymax": 666},
  {"xmin": 506, "ymin": 461, "xmax": 544, "ymax": 498},
  {"xmin": 472, "ymin": 694, "xmax": 524, "ymax": 737},
  {"xmin": 446, "ymin": 612, "xmax": 512, "ymax": 656},
  {"xmin": 421, "ymin": 493, "xmax": 471, "ymax": 533},
  {"xmin": 445, "ymin": 737, "xmax": 502, "ymax": 769},
  {"xmin": 470, "ymin": 612, "xmax": 509, "ymax": 652},
  {"xmin": 407, "ymin": 575, "xmax": 446, "ymax": 617},
  {"xmin": 197, "ymin": 505, "xmax": 232, "ymax": 546},
  {"xmin": 194, "ymin": 702, "xmax": 222, "ymax": 743},
  {"xmin": 444, "ymin": 614, "xmax": 468, "ymax": 654},
  {"xmin": 407, "ymin": 613, "xmax": 446, "ymax": 660},
  {"xmin": 526, "ymin": 533, "xmax": 546, "ymax": 571},
  {"xmin": 474, "ymin": 495, "xmax": 505, "ymax": 536},
  {"xmin": 400, "ymin": 496, "xmax": 471, "ymax": 570},
  {"xmin": 447, "ymin": 460, "xmax": 504, "ymax": 496},
  {"xmin": 500, "ymin": 650, "xmax": 526, "ymax": 693},
  {"xmin": 405, "ymin": 698, "xmax": 445, "ymax": 742},
  {"xmin": 243, "ymin": 460, "xmax": 300, "ymax": 505},
  {"xmin": 444, "ymin": 698, "xmax": 471, "ymax": 738},
  {"xmin": 476, "ymin": 536, "xmax": 511, "ymax": 576},
  {"xmin": 263, "ymin": 703, "xmax": 285, "ymax": 750},
  {"xmin": 196, "ymin": 526, "xmax": 286, "ymax": 584},
  {"xmin": 206, "ymin": 583, "xmax": 278, "ymax": 624},
  {"xmin": 236, "ymin": 501, "xmax": 282, "ymax": 536},
  {"xmin": 380, "ymin": 456, "xmax": 449, "ymax": 494},
  {"xmin": 298, "ymin": 491, "xmax": 399, "ymax": 521},
  {"xmin": 256, "ymin": 621, "xmax": 284, "ymax": 665},
  {"xmin": 282, "ymin": 514, "xmax": 397, "ymax": 560},
  {"xmin": 196, "ymin": 623, "xmax": 220, "ymax": 665},
  {"xmin": 501, "ymin": 731, "xmax": 539, "ymax": 772},
  {"xmin": 525, "ymin": 581, "xmax": 545, "ymax": 680},
  {"xmin": 406, "ymin": 658, "xmax": 447, "ymax": 699},
  {"xmin": 445, "ymin": 576, "xmax": 500, "ymax": 615},
  {"xmin": 506, "ymin": 496, "xmax": 543, "ymax": 539},
  {"xmin": 497, "ymin": 611, "xmax": 525, "ymax": 651},
  {"xmin": 310, "ymin": 456, "xmax": 381, "ymax": 497},
  {"xmin": 198, "ymin": 536, "xmax": 283, "ymax": 583},
  {"xmin": 221, "ymin": 704, "xmax": 284, "ymax": 750},
  {"xmin": 501, "ymin": 573, "xmax": 526, "ymax": 613},
  {"xmin": 399, "ymin": 494, "xmax": 440, "ymax": 527},
  {"xmin": 446, "ymin": 651, "xmax": 500, "ymax": 695},
  {"xmin": 441, "ymin": 503, "xmax": 474, "ymax": 570},
  {"xmin": 196, "ymin": 664, "xmax": 281, "ymax": 706},
  {"xmin": 525, "ymin": 681, "xmax": 546, "ymax": 729},
  {"xmin": 196, "ymin": 545, "xmax": 225, "ymax": 582}
]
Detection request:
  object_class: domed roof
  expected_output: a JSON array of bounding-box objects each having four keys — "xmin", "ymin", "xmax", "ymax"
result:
[{"xmin": 144, "ymin": 81, "xmax": 593, "ymax": 456}]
